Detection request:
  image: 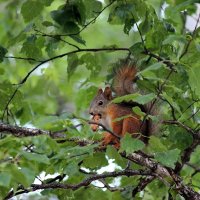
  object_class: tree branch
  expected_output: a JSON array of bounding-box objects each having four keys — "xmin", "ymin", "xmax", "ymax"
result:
[
  {"xmin": 0, "ymin": 122, "xmax": 100, "ymax": 151},
  {"xmin": 132, "ymin": 176, "xmax": 155, "ymax": 197},
  {"xmin": 34, "ymin": 29, "xmax": 80, "ymax": 50},
  {"xmin": 88, "ymin": 121, "xmax": 121, "ymax": 139},
  {"xmin": 163, "ymin": 120, "xmax": 198, "ymax": 137},
  {"xmin": 121, "ymin": 152, "xmax": 200, "ymax": 200},
  {"xmin": 5, "ymin": 169, "xmax": 152, "ymax": 200},
  {"xmin": 1, "ymin": 121, "xmax": 199, "ymax": 199},
  {"xmin": 0, "ymin": 122, "xmax": 50, "ymax": 137},
  {"xmin": 5, "ymin": 56, "xmax": 41, "ymax": 62},
  {"xmin": 187, "ymin": 163, "xmax": 200, "ymax": 177}
]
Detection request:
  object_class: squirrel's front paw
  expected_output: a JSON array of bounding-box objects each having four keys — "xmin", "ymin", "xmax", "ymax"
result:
[{"xmin": 90, "ymin": 114, "xmax": 101, "ymax": 131}]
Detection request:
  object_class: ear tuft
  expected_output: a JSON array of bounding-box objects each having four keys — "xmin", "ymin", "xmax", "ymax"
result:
[
  {"xmin": 98, "ymin": 88, "xmax": 103, "ymax": 94},
  {"xmin": 103, "ymin": 86, "xmax": 112, "ymax": 100}
]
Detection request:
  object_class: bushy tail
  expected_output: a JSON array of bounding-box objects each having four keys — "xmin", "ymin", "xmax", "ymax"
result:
[
  {"xmin": 112, "ymin": 65, "xmax": 138, "ymax": 96},
  {"xmin": 112, "ymin": 62, "xmax": 160, "ymax": 137},
  {"xmin": 144, "ymin": 102, "xmax": 161, "ymax": 138}
]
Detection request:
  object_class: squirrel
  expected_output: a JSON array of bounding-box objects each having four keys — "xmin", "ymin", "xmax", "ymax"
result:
[{"xmin": 89, "ymin": 64, "xmax": 153, "ymax": 148}]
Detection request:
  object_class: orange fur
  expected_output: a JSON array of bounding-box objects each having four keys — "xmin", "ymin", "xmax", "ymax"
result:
[{"xmin": 89, "ymin": 65, "xmax": 150, "ymax": 148}]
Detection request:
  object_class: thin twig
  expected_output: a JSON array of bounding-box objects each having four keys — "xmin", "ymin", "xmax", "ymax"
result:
[
  {"xmin": 163, "ymin": 120, "xmax": 196, "ymax": 136},
  {"xmin": 34, "ymin": 29, "xmax": 80, "ymax": 50},
  {"xmin": 183, "ymin": 108, "xmax": 200, "ymax": 123},
  {"xmin": 88, "ymin": 121, "xmax": 121, "ymax": 139},
  {"xmin": 186, "ymin": 163, "xmax": 200, "ymax": 177},
  {"xmin": 4, "ymin": 56, "xmax": 41, "ymax": 62},
  {"xmin": 158, "ymin": 94, "xmax": 176, "ymax": 120}
]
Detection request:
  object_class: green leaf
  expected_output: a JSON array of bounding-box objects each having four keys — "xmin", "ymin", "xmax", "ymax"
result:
[
  {"xmin": 132, "ymin": 106, "xmax": 146, "ymax": 119},
  {"xmin": 83, "ymin": 152, "xmax": 108, "ymax": 169},
  {"xmin": 188, "ymin": 65, "xmax": 200, "ymax": 98},
  {"xmin": 129, "ymin": 42, "xmax": 146, "ymax": 59},
  {"xmin": 42, "ymin": 21, "xmax": 54, "ymax": 27},
  {"xmin": 119, "ymin": 134, "xmax": 145, "ymax": 154},
  {"xmin": 108, "ymin": 1, "xmax": 145, "ymax": 29},
  {"xmin": 112, "ymin": 93, "xmax": 155, "ymax": 105},
  {"xmin": 9, "ymin": 165, "xmax": 29, "ymax": 187},
  {"xmin": 20, "ymin": 167, "xmax": 36, "ymax": 186},
  {"xmin": 41, "ymin": 0, "xmax": 53, "ymax": 6},
  {"xmin": 0, "ymin": 172, "xmax": 11, "ymax": 187},
  {"xmin": 51, "ymin": 1, "xmax": 85, "ymax": 32},
  {"xmin": 67, "ymin": 54, "xmax": 79, "ymax": 79},
  {"xmin": 124, "ymin": 18, "xmax": 135, "ymax": 34},
  {"xmin": 106, "ymin": 146, "xmax": 126, "ymax": 168},
  {"xmin": 168, "ymin": 130, "xmax": 193, "ymax": 151},
  {"xmin": 0, "ymin": 45, "xmax": 7, "ymax": 62},
  {"xmin": 138, "ymin": 93, "xmax": 155, "ymax": 104},
  {"xmin": 113, "ymin": 114, "xmax": 132, "ymax": 122},
  {"xmin": 148, "ymin": 136, "xmax": 167, "ymax": 153},
  {"xmin": 63, "ymin": 162, "xmax": 79, "ymax": 176},
  {"xmin": 21, "ymin": 0, "xmax": 44, "ymax": 22},
  {"xmin": 138, "ymin": 63, "xmax": 165, "ymax": 76},
  {"xmin": 154, "ymin": 149, "xmax": 181, "ymax": 168},
  {"xmin": 0, "ymin": 83, "xmax": 16, "ymax": 110},
  {"xmin": 21, "ymin": 36, "xmax": 42, "ymax": 59},
  {"xmin": 22, "ymin": 152, "xmax": 50, "ymax": 164},
  {"xmin": 145, "ymin": 22, "xmax": 167, "ymax": 50},
  {"xmin": 161, "ymin": 92, "xmax": 181, "ymax": 114},
  {"xmin": 84, "ymin": 0, "xmax": 102, "ymax": 19},
  {"xmin": 162, "ymin": 35, "xmax": 187, "ymax": 45},
  {"xmin": 0, "ymin": 68, "xmax": 5, "ymax": 75},
  {"xmin": 70, "ymin": 35, "xmax": 86, "ymax": 45}
]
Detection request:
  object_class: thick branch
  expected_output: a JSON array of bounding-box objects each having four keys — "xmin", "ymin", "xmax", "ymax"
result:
[
  {"xmin": 5, "ymin": 169, "xmax": 152, "ymax": 199},
  {"xmin": 121, "ymin": 152, "xmax": 200, "ymax": 200},
  {"xmin": 34, "ymin": 169, "xmax": 152, "ymax": 190},
  {"xmin": 0, "ymin": 122, "xmax": 50, "ymax": 137},
  {"xmin": 0, "ymin": 123, "xmax": 95, "ymax": 144}
]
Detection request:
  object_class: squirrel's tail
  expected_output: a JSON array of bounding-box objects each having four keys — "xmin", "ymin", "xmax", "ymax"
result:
[
  {"xmin": 112, "ymin": 65, "xmax": 138, "ymax": 96},
  {"xmin": 144, "ymin": 102, "xmax": 160, "ymax": 138}
]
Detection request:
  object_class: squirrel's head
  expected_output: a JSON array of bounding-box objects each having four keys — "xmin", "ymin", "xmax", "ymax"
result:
[{"xmin": 89, "ymin": 86, "xmax": 112, "ymax": 117}]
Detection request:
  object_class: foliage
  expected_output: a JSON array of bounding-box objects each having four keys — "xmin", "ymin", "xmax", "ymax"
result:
[{"xmin": 0, "ymin": 0, "xmax": 199, "ymax": 199}]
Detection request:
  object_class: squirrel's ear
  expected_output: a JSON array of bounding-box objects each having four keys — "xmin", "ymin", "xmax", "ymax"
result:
[
  {"xmin": 103, "ymin": 86, "xmax": 112, "ymax": 100},
  {"xmin": 98, "ymin": 88, "xmax": 103, "ymax": 94}
]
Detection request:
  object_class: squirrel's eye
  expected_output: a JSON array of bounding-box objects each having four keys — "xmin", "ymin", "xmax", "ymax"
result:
[{"xmin": 98, "ymin": 100, "xmax": 103, "ymax": 106}]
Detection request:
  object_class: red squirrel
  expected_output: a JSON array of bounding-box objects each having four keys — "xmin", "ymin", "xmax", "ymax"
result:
[{"xmin": 89, "ymin": 65, "xmax": 152, "ymax": 148}]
